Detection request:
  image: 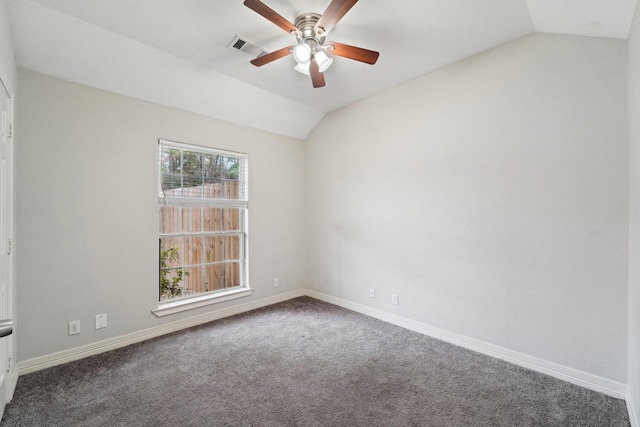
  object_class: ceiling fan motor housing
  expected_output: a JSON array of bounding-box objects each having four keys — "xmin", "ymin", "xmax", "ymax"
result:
[{"xmin": 294, "ymin": 13, "xmax": 325, "ymax": 47}]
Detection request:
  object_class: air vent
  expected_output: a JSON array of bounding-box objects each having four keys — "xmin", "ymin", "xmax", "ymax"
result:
[{"xmin": 227, "ymin": 35, "xmax": 268, "ymax": 59}]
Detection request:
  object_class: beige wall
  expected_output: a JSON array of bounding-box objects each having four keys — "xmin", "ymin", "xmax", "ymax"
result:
[
  {"xmin": 16, "ymin": 70, "xmax": 307, "ymax": 360},
  {"xmin": 306, "ymin": 33, "xmax": 628, "ymax": 382}
]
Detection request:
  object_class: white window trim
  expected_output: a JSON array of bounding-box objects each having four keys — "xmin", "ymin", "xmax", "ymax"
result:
[
  {"xmin": 152, "ymin": 287, "xmax": 254, "ymax": 317},
  {"xmin": 155, "ymin": 140, "xmax": 250, "ymax": 316}
]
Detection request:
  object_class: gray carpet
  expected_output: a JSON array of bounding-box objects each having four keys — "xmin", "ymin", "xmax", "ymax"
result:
[{"xmin": 1, "ymin": 297, "xmax": 631, "ymax": 426}]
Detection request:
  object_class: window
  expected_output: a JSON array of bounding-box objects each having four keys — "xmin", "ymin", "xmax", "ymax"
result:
[{"xmin": 156, "ymin": 140, "xmax": 250, "ymax": 313}]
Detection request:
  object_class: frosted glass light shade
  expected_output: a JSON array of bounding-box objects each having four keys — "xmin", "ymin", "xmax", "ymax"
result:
[
  {"xmin": 292, "ymin": 44, "xmax": 311, "ymax": 64},
  {"xmin": 294, "ymin": 62, "xmax": 310, "ymax": 75},
  {"xmin": 315, "ymin": 50, "xmax": 333, "ymax": 72}
]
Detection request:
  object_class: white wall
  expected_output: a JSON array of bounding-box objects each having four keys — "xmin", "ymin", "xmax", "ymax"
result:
[
  {"xmin": 628, "ymin": 2, "xmax": 640, "ymax": 423},
  {"xmin": 0, "ymin": 0, "xmax": 16, "ymax": 91},
  {"xmin": 16, "ymin": 70, "xmax": 306, "ymax": 361},
  {"xmin": 306, "ymin": 33, "xmax": 628, "ymax": 382}
]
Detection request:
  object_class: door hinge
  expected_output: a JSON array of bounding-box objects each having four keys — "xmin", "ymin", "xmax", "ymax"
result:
[
  {"xmin": 7, "ymin": 122, "xmax": 13, "ymax": 139},
  {"xmin": 7, "ymin": 239, "xmax": 12, "ymax": 255},
  {"xmin": 7, "ymin": 357, "xmax": 12, "ymax": 372}
]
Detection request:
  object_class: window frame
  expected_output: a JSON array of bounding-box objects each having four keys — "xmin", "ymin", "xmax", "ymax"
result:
[{"xmin": 153, "ymin": 140, "xmax": 252, "ymax": 316}]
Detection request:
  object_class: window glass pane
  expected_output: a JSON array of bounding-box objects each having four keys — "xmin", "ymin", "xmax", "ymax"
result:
[
  {"xmin": 159, "ymin": 207, "xmax": 181, "ymax": 234},
  {"xmin": 203, "ymin": 178, "xmax": 222, "ymax": 198},
  {"xmin": 161, "ymin": 175, "xmax": 182, "ymax": 196},
  {"xmin": 205, "ymin": 235, "xmax": 224, "ymax": 262},
  {"xmin": 182, "ymin": 176, "xmax": 202, "ymax": 198},
  {"xmin": 223, "ymin": 208, "xmax": 240, "ymax": 231},
  {"xmin": 223, "ymin": 156, "xmax": 239, "ymax": 180},
  {"xmin": 160, "ymin": 147, "xmax": 182, "ymax": 195},
  {"xmin": 160, "ymin": 269, "xmax": 186, "ymax": 300},
  {"xmin": 182, "ymin": 208, "xmax": 202, "ymax": 233},
  {"xmin": 205, "ymin": 264, "xmax": 225, "ymax": 291},
  {"xmin": 204, "ymin": 154, "xmax": 225, "ymax": 182},
  {"xmin": 184, "ymin": 236, "xmax": 204, "ymax": 266},
  {"xmin": 202, "ymin": 208, "xmax": 241, "ymax": 232},
  {"xmin": 184, "ymin": 266, "xmax": 205, "ymax": 295},
  {"xmin": 224, "ymin": 181, "xmax": 237, "ymax": 199},
  {"xmin": 203, "ymin": 236, "xmax": 218, "ymax": 263},
  {"xmin": 202, "ymin": 263, "xmax": 240, "ymax": 291},
  {"xmin": 203, "ymin": 208, "xmax": 221, "ymax": 232},
  {"xmin": 160, "ymin": 238, "xmax": 183, "ymax": 268},
  {"xmin": 203, "ymin": 153, "xmax": 215, "ymax": 179},
  {"xmin": 182, "ymin": 151, "xmax": 202, "ymax": 197},
  {"xmin": 161, "ymin": 148, "xmax": 181, "ymax": 173},
  {"xmin": 211, "ymin": 154, "xmax": 224, "ymax": 179},
  {"xmin": 224, "ymin": 262, "xmax": 241, "ymax": 288},
  {"xmin": 182, "ymin": 150, "xmax": 202, "ymax": 176},
  {"xmin": 224, "ymin": 235, "xmax": 240, "ymax": 260}
]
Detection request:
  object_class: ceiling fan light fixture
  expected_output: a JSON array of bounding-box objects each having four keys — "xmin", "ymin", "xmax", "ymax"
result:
[
  {"xmin": 315, "ymin": 50, "xmax": 333, "ymax": 72},
  {"xmin": 294, "ymin": 62, "xmax": 311, "ymax": 75},
  {"xmin": 292, "ymin": 43, "xmax": 312, "ymax": 64}
]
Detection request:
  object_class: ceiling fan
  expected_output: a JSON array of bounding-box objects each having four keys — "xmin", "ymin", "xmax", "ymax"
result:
[{"xmin": 244, "ymin": 0, "xmax": 380, "ymax": 88}]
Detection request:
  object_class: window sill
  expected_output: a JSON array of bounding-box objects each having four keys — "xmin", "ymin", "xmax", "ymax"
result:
[{"xmin": 152, "ymin": 287, "xmax": 254, "ymax": 317}]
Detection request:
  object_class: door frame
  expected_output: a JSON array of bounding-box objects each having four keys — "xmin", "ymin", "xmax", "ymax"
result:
[{"xmin": 0, "ymin": 64, "xmax": 17, "ymax": 415}]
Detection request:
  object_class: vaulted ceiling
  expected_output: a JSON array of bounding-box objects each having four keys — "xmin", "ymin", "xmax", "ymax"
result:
[{"xmin": 7, "ymin": 0, "xmax": 638, "ymax": 139}]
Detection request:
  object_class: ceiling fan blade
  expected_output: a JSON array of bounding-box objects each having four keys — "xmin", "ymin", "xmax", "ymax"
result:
[
  {"xmin": 315, "ymin": 0, "xmax": 358, "ymax": 34},
  {"xmin": 310, "ymin": 59, "xmax": 326, "ymax": 88},
  {"xmin": 250, "ymin": 46, "xmax": 293, "ymax": 66},
  {"xmin": 244, "ymin": 0, "xmax": 298, "ymax": 35},
  {"xmin": 328, "ymin": 42, "xmax": 379, "ymax": 65}
]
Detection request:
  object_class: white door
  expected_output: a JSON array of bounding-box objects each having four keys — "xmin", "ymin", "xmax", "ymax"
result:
[{"xmin": 0, "ymin": 76, "xmax": 14, "ymax": 417}]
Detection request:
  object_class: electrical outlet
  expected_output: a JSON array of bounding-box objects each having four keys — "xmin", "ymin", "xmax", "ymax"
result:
[
  {"xmin": 392, "ymin": 294, "xmax": 399, "ymax": 305},
  {"xmin": 69, "ymin": 320, "xmax": 80, "ymax": 335},
  {"xmin": 273, "ymin": 278, "xmax": 279, "ymax": 288},
  {"xmin": 95, "ymin": 313, "xmax": 107, "ymax": 330},
  {"xmin": 369, "ymin": 288, "xmax": 375, "ymax": 298}
]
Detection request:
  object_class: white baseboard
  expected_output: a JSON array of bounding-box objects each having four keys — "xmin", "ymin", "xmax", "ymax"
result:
[
  {"xmin": 18, "ymin": 289, "xmax": 306, "ymax": 375},
  {"xmin": 629, "ymin": 389, "xmax": 639, "ymax": 427},
  {"xmin": 305, "ymin": 290, "xmax": 627, "ymax": 400}
]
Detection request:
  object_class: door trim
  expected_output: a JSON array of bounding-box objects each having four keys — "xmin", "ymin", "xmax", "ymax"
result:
[{"xmin": 0, "ymin": 64, "xmax": 17, "ymax": 414}]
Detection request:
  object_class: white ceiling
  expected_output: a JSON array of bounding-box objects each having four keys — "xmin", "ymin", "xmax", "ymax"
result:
[{"xmin": 6, "ymin": 0, "xmax": 638, "ymax": 139}]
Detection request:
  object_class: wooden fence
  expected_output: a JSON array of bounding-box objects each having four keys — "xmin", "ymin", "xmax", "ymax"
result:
[{"xmin": 159, "ymin": 182, "xmax": 242, "ymax": 299}]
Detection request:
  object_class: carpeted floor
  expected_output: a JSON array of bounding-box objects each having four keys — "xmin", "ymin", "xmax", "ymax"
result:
[{"xmin": 1, "ymin": 297, "xmax": 631, "ymax": 426}]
